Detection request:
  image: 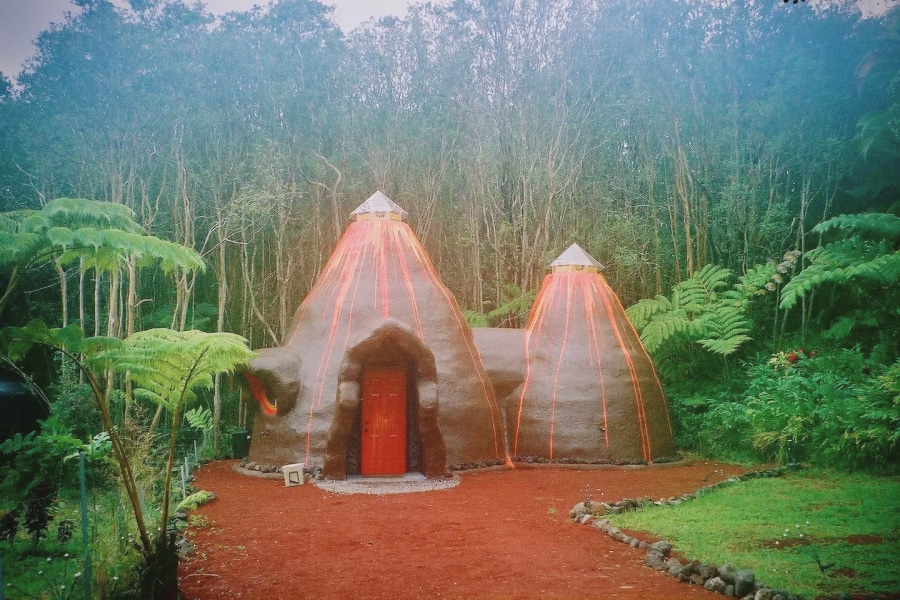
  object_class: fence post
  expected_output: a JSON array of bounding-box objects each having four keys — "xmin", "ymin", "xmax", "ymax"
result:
[{"xmin": 79, "ymin": 451, "xmax": 91, "ymax": 600}]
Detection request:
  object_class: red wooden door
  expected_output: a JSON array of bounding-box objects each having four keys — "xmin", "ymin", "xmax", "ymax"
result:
[{"xmin": 361, "ymin": 368, "xmax": 407, "ymax": 476}]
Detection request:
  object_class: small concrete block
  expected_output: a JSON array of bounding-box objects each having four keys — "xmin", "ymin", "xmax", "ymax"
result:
[{"xmin": 283, "ymin": 463, "xmax": 305, "ymax": 487}]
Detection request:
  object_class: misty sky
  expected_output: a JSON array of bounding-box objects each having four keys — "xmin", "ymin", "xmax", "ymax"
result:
[{"xmin": 0, "ymin": 0, "xmax": 418, "ymax": 83}]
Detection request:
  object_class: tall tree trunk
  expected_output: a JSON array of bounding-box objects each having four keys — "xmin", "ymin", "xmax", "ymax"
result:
[
  {"xmin": 56, "ymin": 263, "xmax": 68, "ymax": 327},
  {"xmin": 213, "ymin": 203, "xmax": 229, "ymax": 452}
]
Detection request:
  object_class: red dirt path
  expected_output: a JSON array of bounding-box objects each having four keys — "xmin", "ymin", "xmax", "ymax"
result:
[{"xmin": 179, "ymin": 460, "xmax": 745, "ymax": 599}]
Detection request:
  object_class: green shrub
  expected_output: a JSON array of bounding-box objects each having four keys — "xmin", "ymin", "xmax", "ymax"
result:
[
  {"xmin": 665, "ymin": 348, "xmax": 899, "ymax": 472},
  {"xmin": 744, "ymin": 349, "xmax": 898, "ymax": 472},
  {"xmin": 0, "ymin": 415, "xmax": 81, "ymax": 498}
]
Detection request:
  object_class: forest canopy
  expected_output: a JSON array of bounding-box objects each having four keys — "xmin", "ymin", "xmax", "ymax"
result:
[{"xmin": 0, "ymin": 0, "xmax": 897, "ymax": 345}]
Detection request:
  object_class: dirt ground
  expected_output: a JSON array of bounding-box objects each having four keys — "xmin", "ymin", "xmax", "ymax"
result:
[{"xmin": 178, "ymin": 460, "xmax": 746, "ymax": 599}]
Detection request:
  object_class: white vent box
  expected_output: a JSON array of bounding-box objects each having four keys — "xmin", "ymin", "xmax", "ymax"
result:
[{"xmin": 282, "ymin": 463, "xmax": 305, "ymax": 487}]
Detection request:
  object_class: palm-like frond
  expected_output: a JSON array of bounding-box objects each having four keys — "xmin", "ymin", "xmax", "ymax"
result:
[
  {"xmin": 638, "ymin": 311, "xmax": 692, "ymax": 354},
  {"xmin": 781, "ymin": 214, "xmax": 900, "ymax": 311},
  {"xmin": 42, "ymin": 198, "xmax": 143, "ymax": 233},
  {"xmin": 0, "ymin": 232, "xmax": 45, "ymax": 266},
  {"xmin": 625, "ymin": 295, "xmax": 673, "ymax": 329},
  {"xmin": 627, "ymin": 264, "xmax": 752, "ymax": 357},
  {"xmin": 100, "ymin": 329, "xmax": 254, "ymax": 412},
  {"xmin": 813, "ymin": 213, "xmax": 900, "ymax": 241}
]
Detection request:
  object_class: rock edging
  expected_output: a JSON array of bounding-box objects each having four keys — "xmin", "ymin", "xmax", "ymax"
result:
[{"xmin": 569, "ymin": 467, "xmax": 807, "ymax": 600}]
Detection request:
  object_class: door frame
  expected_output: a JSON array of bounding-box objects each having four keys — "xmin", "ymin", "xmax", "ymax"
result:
[{"xmin": 322, "ymin": 319, "xmax": 446, "ymax": 480}]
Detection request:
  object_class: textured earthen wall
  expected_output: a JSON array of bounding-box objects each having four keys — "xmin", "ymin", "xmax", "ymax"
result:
[
  {"xmin": 503, "ymin": 271, "xmax": 676, "ymax": 463},
  {"xmin": 244, "ymin": 218, "xmax": 504, "ymax": 474}
]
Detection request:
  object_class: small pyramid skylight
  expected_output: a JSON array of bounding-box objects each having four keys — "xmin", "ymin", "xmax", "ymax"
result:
[
  {"xmin": 549, "ymin": 243, "xmax": 605, "ymax": 273},
  {"xmin": 349, "ymin": 190, "xmax": 409, "ymax": 222}
]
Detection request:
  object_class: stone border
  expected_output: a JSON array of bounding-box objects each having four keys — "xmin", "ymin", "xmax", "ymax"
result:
[
  {"xmin": 569, "ymin": 467, "xmax": 813, "ymax": 600},
  {"xmin": 236, "ymin": 456, "xmax": 694, "ymax": 480}
]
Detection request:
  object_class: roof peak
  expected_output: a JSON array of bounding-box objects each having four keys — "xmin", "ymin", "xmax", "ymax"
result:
[
  {"xmin": 549, "ymin": 243, "xmax": 605, "ymax": 273},
  {"xmin": 349, "ymin": 190, "xmax": 409, "ymax": 222}
]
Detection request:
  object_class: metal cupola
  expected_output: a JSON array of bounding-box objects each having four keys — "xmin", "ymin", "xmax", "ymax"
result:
[
  {"xmin": 549, "ymin": 243, "xmax": 605, "ymax": 273},
  {"xmin": 349, "ymin": 190, "xmax": 409, "ymax": 222}
]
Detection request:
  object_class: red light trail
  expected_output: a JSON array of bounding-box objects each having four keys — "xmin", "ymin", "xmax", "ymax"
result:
[
  {"xmin": 276, "ymin": 218, "xmax": 502, "ymax": 464},
  {"xmin": 514, "ymin": 270, "xmax": 670, "ymax": 462}
]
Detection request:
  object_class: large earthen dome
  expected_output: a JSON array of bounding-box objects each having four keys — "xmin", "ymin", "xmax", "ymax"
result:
[
  {"xmin": 244, "ymin": 192, "xmax": 505, "ymax": 478},
  {"xmin": 243, "ymin": 195, "xmax": 676, "ymax": 478}
]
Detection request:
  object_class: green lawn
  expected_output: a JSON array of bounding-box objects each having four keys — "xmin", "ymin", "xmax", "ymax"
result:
[{"xmin": 608, "ymin": 470, "xmax": 900, "ymax": 598}]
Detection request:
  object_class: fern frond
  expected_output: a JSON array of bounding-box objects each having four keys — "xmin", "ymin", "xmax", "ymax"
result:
[
  {"xmin": 100, "ymin": 329, "xmax": 254, "ymax": 414},
  {"xmin": 813, "ymin": 213, "xmax": 900, "ymax": 241},
  {"xmin": 693, "ymin": 264, "xmax": 733, "ymax": 295},
  {"xmin": 698, "ymin": 335, "xmax": 751, "ymax": 356},
  {"xmin": 0, "ymin": 232, "xmax": 45, "ymax": 265},
  {"xmin": 672, "ymin": 280, "xmax": 706, "ymax": 313},
  {"xmin": 42, "ymin": 198, "xmax": 142, "ymax": 233},
  {"xmin": 185, "ymin": 407, "xmax": 214, "ymax": 432},
  {"xmin": 639, "ymin": 312, "xmax": 691, "ymax": 354},
  {"xmin": 625, "ymin": 295, "xmax": 673, "ymax": 329},
  {"xmin": 712, "ymin": 307, "xmax": 752, "ymax": 339},
  {"xmin": 781, "ymin": 237, "xmax": 900, "ymax": 310},
  {"xmin": 627, "ymin": 263, "xmax": 752, "ymax": 357}
]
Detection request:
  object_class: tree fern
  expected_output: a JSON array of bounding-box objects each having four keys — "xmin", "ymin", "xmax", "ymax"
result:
[
  {"xmin": 780, "ymin": 213, "xmax": 900, "ymax": 311},
  {"xmin": 97, "ymin": 328, "xmax": 254, "ymax": 546},
  {"xmin": 626, "ymin": 264, "xmax": 753, "ymax": 357},
  {"xmin": 3, "ymin": 322, "xmax": 252, "ymax": 570},
  {"xmin": 626, "ymin": 295, "xmax": 673, "ymax": 330},
  {"xmin": 1, "ymin": 198, "xmax": 205, "ymax": 319},
  {"xmin": 696, "ymin": 293, "xmax": 752, "ymax": 356},
  {"xmin": 814, "ymin": 213, "xmax": 900, "ymax": 240},
  {"xmin": 101, "ymin": 329, "xmax": 252, "ymax": 411},
  {"xmin": 41, "ymin": 197, "xmax": 144, "ymax": 233},
  {"xmin": 637, "ymin": 311, "xmax": 692, "ymax": 354}
]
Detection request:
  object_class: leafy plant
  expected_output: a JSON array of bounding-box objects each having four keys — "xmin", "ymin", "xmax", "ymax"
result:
[
  {"xmin": 0, "ymin": 416, "xmax": 82, "ymax": 498},
  {"xmin": 626, "ymin": 264, "xmax": 752, "ymax": 357},
  {"xmin": 463, "ymin": 309, "xmax": 491, "ymax": 328},
  {"xmin": 780, "ymin": 213, "xmax": 900, "ymax": 360},
  {"xmin": 464, "ymin": 285, "xmax": 537, "ymax": 328},
  {"xmin": 184, "ymin": 407, "xmax": 214, "ymax": 433},
  {"xmin": 781, "ymin": 214, "xmax": 900, "ymax": 309},
  {"xmin": 97, "ymin": 327, "xmax": 254, "ymax": 587},
  {"xmin": 0, "ymin": 508, "xmax": 20, "ymax": 543},
  {"xmin": 1, "ymin": 320, "xmax": 254, "ymax": 599},
  {"xmin": 23, "ymin": 484, "xmax": 56, "ymax": 547},
  {"xmin": 56, "ymin": 518, "xmax": 74, "ymax": 544},
  {"xmin": 744, "ymin": 349, "xmax": 899, "ymax": 472},
  {"xmin": 175, "ymin": 490, "xmax": 216, "ymax": 513}
]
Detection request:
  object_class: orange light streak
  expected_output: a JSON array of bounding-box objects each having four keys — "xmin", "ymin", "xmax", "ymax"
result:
[
  {"xmin": 245, "ymin": 372, "xmax": 277, "ymax": 416},
  {"xmin": 305, "ymin": 223, "xmax": 372, "ymax": 462},
  {"xmin": 591, "ymin": 276, "xmax": 652, "ymax": 461},
  {"xmin": 400, "ymin": 222, "xmax": 503, "ymax": 457},
  {"xmin": 598, "ymin": 275, "xmax": 673, "ymax": 436},
  {"xmin": 391, "ymin": 227, "xmax": 425, "ymax": 338},
  {"xmin": 281, "ymin": 218, "xmax": 503, "ymax": 462},
  {"xmin": 514, "ymin": 275, "xmax": 553, "ymax": 455},
  {"xmin": 581, "ymin": 281, "xmax": 610, "ymax": 447},
  {"xmin": 518, "ymin": 271, "xmax": 662, "ymax": 459},
  {"xmin": 547, "ymin": 275, "xmax": 575, "ymax": 460}
]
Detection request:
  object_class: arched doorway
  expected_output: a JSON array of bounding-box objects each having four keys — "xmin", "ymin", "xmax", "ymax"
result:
[{"xmin": 322, "ymin": 319, "xmax": 446, "ymax": 479}]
